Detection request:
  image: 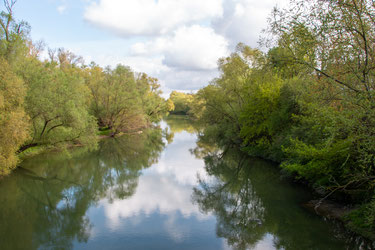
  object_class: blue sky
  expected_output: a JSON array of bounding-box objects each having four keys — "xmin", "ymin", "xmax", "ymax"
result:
[{"xmin": 5, "ymin": 0, "xmax": 288, "ymax": 96}]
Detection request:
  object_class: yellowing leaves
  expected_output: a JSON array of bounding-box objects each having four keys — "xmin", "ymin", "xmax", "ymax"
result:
[{"xmin": 0, "ymin": 58, "xmax": 29, "ymax": 175}]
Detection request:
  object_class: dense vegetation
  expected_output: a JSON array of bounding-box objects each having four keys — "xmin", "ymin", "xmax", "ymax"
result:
[
  {"xmin": 0, "ymin": 1, "xmax": 170, "ymax": 175},
  {"xmin": 190, "ymin": 0, "xmax": 375, "ymax": 231},
  {"xmin": 2, "ymin": 0, "xmax": 375, "ymax": 237},
  {"xmin": 167, "ymin": 91, "xmax": 193, "ymax": 115}
]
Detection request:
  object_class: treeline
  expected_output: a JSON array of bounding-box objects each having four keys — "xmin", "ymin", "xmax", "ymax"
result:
[
  {"xmin": 0, "ymin": 1, "xmax": 170, "ymax": 175},
  {"xmin": 190, "ymin": 0, "xmax": 375, "ymax": 230}
]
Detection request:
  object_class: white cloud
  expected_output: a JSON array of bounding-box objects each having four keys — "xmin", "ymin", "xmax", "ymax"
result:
[
  {"xmin": 212, "ymin": 0, "xmax": 289, "ymax": 48},
  {"xmin": 72, "ymin": 1, "xmax": 287, "ymax": 93},
  {"xmin": 84, "ymin": 0, "xmax": 224, "ymax": 36},
  {"xmin": 131, "ymin": 25, "xmax": 230, "ymax": 71},
  {"xmin": 163, "ymin": 25, "xmax": 229, "ymax": 70},
  {"xmin": 127, "ymin": 25, "xmax": 230, "ymax": 92}
]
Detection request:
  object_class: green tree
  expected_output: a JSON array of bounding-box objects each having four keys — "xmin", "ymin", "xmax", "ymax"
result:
[
  {"xmin": 197, "ymin": 44, "xmax": 266, "ymax": 147},
  {"xmin": 136, "ymin": 73, "xmax": 169, "ymax": 123},
  {"xmin": 85, "ymin": 64, "xmax": 145, "ymax": 135},
  {"xmin": 168, "ymin": 91, "xmax": 193, "ymax": 115},
  {"xmin": 0, "ymin": 0, "xmax": 30, "ymax": 62},
  {"xmin": 17, "ymin": 57, "xmax": 97, "ymax": 151},
  {"xmin": 269, "ymin": 0, "xmax": 375, "ymax": 199},
  {"xmin": 0, "ymin": 57, "xmax": 29, "ymax": 175}
]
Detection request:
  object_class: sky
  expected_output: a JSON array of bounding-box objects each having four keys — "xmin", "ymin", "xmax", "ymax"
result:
[{"xmin": 6, "ymin": 0, "xmax": 289, "ymax": 97}]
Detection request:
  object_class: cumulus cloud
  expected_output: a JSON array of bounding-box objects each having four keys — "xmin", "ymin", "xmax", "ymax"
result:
[
  {"xmin": 77, "ymin": 0, "xmax": 286, "ymax": 92},
  {"xmin": 163, "ymin": 25, "xmax": 229, "ymax": 70},
  {"xmin": 84, "ymin": 0, "xmax": 224, "ymax": 36},
  {"xmin": 212, "ymin": 0, "xmax": 289, "ymax": 48},
  {"xmin": 131, "ymin": 25, "xmax": 230, "ymax": 71}
]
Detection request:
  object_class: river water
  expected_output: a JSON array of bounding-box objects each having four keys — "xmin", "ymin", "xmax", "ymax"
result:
[{"xmin": 0, "ymin": 116, "xmax": 368, "ymax": 249}]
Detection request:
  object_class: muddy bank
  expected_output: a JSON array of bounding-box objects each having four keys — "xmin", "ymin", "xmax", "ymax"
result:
[
  {"xmin": 302, "ymin": 200, "xmax": 353, "ymax": 220},
  {"xmin": 303, "ymin": 199, "xmax": 375, "ymax": 242}
]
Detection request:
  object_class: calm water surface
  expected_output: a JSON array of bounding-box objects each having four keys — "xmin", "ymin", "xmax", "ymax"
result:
[{"xmin": 0, "ymin": 116, "xmax": 369, "ymax": 249}]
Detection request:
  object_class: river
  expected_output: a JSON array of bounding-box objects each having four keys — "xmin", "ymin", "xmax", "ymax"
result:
[{"xmin": 0, "ymin": 116, "xmax": 369, "ymax": 249}]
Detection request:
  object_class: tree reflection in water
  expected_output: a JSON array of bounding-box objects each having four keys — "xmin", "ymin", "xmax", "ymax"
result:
[
  {"xmin": 193, "ymin": 151, "xmax": 268, "ymax": 249},
  {"xmin": 192, "ymin": 149, "xmax": 357, "ymax": 250},
  {"xmin": 0, "ymin": 128, "xmax": 167, "ymax": 250}
]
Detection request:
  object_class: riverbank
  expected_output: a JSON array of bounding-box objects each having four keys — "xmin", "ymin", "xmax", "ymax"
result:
[{"xmin": 302, "ymin": 199, "xmax": 375, "ymax": 242}]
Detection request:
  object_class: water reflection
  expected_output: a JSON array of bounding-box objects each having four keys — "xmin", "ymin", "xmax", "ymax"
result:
[
  {"xmin": 97, "ymin": 118, "xmax": 216, "ymax": 248},
  {"xmin": 0, "ymin": 128, "xmax": 166, "ymax": 250},
  {"xmin": 193, "ymin": 149, "xmax": 354, "ymax": 250},
  {"xmin": 0, "ymin": 116, "xmax": 369, "ymax": 250}
]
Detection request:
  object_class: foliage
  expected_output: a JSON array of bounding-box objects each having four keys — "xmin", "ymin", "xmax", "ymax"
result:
[
  {"xmin": 136, "ymin": 73, "xmax": 171, "ymax": 123},
  {"xmin": 194, "ymin": 0, "xmax": 375, "ymax": 228},
  {"xmin": 0, "ymin": 57, "xmax": 29, "ymax": 175},
  {"xmin": 18, "ymin": 57, "xmax": 98, "ymax": 150},
  {"xmin": 0, "ymin": 0, "xmax": 30, "ymax": 62},
  {"xmin": 84, "ymin": 64, "xmax": 168, "ymax": 135},
  {"xmin": 267, "ymin": 0, "xmax": 375, "ymax": 199},
  {"xmin": 85, "ymin": 64, "xmax": 144, "ymax": 134},
  {"xmin": 0, "ymin": 1, "xmax": 166, "ymax": 175},
  {"xmin": 167, "ymin": 91, "xmax": 194, "ymax": 115}
]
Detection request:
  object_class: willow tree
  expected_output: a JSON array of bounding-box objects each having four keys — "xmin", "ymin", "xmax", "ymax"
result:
[
  {"xmin": 196, "ymin": 45, "xmax": 264, "ymax": 147},
  {"xmin": 0, "ymin": 57, "xmax": 29, "ymax": 175},
  {"xmin": 85, "ymin": 65, "xmax": 145, "ymax": 135},
  {"xmin": 17, "ymin": 57, "xmax": 98, "ymax": 150}
]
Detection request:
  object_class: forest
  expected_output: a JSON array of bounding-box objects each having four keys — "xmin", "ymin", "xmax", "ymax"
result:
[
  {"xmin": 0, "ymin": 0, "xmax": 171, "ymax": 176},
  {"xmin": 2, "ymin": 0, "xmax": 375, "ymax": 237}
]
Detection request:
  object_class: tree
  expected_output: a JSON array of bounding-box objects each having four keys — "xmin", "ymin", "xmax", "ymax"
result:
[
  {"xmin": 268, "ymin": 0, "xmax": 375, "ymax": 198},
  {"xmin": 0, "ymin": 0, "xmax": 30, "ymax": 62},
  {"xmin": 0, "ymin": 57, "xmax": 29, "ymax": 175},
  {"xmin": 136, "ymin": 73, "xmax": 169, "ymax": 123},
  {"xmin": 197, "ymin": 44, "xmax": 265, "ymax": 147},
  {"xmin": 85, "ymin": 64, "xmax": 145, "ymax": 135},
  {"xmin": 270, "ymin": 0, "xmax": 375, "ymax": 101},
  {"xmin": 168, "ymin": 91, "xmax": 193, "ymax": 115},
  {"xmin": 18, "ymin": 57, "xmax": 97, "ymax": 150}
]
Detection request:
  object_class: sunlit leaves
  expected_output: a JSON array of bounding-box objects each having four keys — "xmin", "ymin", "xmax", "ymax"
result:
[{"xmin": 0, "ymin": 57, "xmax": 29, "ymax": 174}]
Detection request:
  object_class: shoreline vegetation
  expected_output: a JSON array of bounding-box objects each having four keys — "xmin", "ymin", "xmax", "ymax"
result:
[
  {"xmin": 164, "ymin": 0, "xmax": 375, "ymax": 240},
  {"xmin": 2, "ymin": 0, "xmax": 375, "ymax": 242},
  {"xmin": 0, "ymin": 1, "xmax": 173, "ymax": 176}
]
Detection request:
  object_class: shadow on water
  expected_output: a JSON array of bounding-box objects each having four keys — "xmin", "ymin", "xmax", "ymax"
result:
[
  {"xmin": 192, "ymin": 148, "xmax": 375, "ymax": 249},
  {"xmin": 0, "ymin": 128, "xmax": 166, "ymax": 250}
]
